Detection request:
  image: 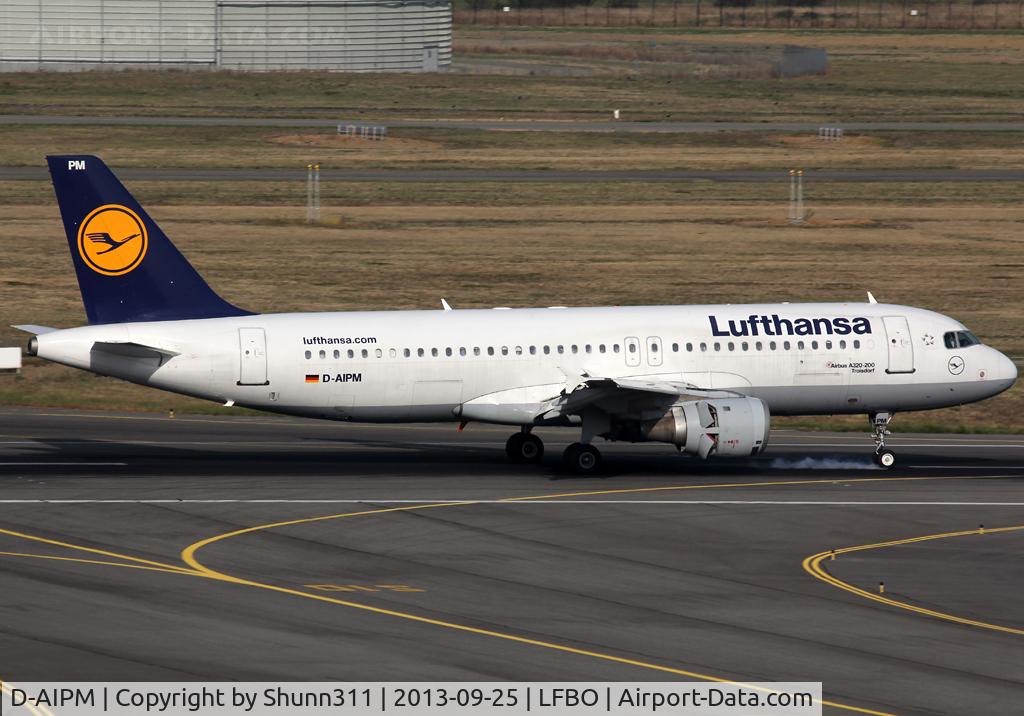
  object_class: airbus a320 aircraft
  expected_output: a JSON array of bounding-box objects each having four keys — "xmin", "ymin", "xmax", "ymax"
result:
[{"xmin": 19, "ymin": 156, "xmax": 1017, "ymax": 473}]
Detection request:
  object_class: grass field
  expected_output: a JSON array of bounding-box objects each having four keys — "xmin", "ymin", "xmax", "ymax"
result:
[
  {"xmin": 0, "ymin": 28, "xmax": 1022, "ymax": 122},
  {"xmin": 0, "ymin": 26, "xmax": 1021, "ymax": 430}
]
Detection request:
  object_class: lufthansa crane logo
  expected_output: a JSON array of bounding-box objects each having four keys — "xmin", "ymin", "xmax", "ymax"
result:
[
  {"xmin": 948, "ymin": 355, "xmax": 965, "ymax": 375},
  {"xmin": 77, "ymin": 204, "xmax": 148, "ymax": 276}
]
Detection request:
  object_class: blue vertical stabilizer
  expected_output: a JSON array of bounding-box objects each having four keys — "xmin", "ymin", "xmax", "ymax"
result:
[{"xmin": 47, "ymin": 155, "xmax": 252, "ymax": 324}]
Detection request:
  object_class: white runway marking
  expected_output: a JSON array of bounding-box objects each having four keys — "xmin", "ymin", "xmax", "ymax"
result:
[
  {"xmin": 911, "ymin": 465, "xmax": 1024, "ymax": 469},
  {"xmin": 0, "ymin": 499, "xmax": 1021, "ymax": 506},
  {"xmin": 0, "ymin": 462, "xmax": 127, "ymax": 466},
  {"xmin": 773, "ymin": 443, "xmax": 1024, "ymax": 448}
]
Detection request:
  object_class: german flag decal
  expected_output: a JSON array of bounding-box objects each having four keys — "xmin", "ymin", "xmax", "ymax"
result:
[{"xmin": 305, "ymin": 374, "xmax": 319, "ymax": 383}]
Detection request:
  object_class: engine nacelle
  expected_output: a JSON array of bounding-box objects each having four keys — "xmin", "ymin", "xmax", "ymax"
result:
[{"xmin": 643, "ymin": 397, "xmax": 770, "ymax": 459}]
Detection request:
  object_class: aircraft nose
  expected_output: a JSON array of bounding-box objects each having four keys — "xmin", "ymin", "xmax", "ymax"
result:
[{"xmin": 998, "ymin": 351, "xmax": 1018, "ymax": 384}]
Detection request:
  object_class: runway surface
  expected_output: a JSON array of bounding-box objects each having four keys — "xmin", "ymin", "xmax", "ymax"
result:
[
  {"xmin": 5, "ymin": 166, "xmax": 1024, "ymax": 183},
  {"xmin": 1, "ymin": 407, "xmax": 1022, "ymax": 715},
  {"xmin": 4, "ymin": 115, "xmax": 1024, "ymax": 133}
]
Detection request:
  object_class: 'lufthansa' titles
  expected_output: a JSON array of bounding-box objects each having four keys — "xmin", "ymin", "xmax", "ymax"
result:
[{"xmin": 709, "ymin": 314, "xmax": 871, "ymax": 337}]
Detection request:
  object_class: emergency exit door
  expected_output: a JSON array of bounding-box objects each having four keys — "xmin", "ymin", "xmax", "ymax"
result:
[
  {"xmin": 238, "ymin": 327, "xmax": 269, "ymax": 385},
  {"xmin": 624, "ymin": 336, "xmax": 641, "ymax": 367},
  {"xmin": 882, "ymin": 316, "xmax": 915, "ymax": 374}
]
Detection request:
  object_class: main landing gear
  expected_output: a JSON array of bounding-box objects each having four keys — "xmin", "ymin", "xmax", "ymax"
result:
[
  {"xmin": 505, "ymin": 428, "xmax": 544, "ymax": 464},
  {"xmin": 504, "ymin": 429, "xmax": 605, "ymax": 475},
  {"xmin": 871, "ymin": 412, "xmax": 896, "ymax": 469},
  {"xmin": 561, "ymin": 442, "xmax": 603, "ymax": 476}
]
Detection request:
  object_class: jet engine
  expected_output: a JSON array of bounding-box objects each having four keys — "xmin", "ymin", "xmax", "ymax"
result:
[{"xmin": 641, "ymin": 396, "xmax": 770, "ymax": 459}]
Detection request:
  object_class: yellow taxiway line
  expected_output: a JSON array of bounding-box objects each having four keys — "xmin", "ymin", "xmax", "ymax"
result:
[
  {"xmin": 3, "ymin": 475, "xmax": 1010, "ymax": 716},
  {"xmin": 803, "ymin": 525, "xmax": 1024, "ymax": 636}
]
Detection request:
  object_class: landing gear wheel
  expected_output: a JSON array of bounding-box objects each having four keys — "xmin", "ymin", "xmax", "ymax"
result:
[
  {"xmin": 875, "ymin": 449, "xmax": 896, "ymax": 469},
  {"xmin": 506, "ymin": 432, "xmax": 544, "ymax": 464},
  {"xmin": 563, "ymin": 442, "xmax": 602, "ymax": 475}
]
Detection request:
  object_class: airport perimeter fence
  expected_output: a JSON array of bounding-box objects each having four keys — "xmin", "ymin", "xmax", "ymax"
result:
[{"xmin": 454, "ymin": 0, "xmax": 1024, "ymax": 29}]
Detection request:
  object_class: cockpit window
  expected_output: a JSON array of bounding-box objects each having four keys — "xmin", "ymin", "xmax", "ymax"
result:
[{"xmin": 944, "ymin": 331, "xmax": 981, "ymax": 348}]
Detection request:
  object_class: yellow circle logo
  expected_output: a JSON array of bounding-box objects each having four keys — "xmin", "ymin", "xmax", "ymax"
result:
[{"xmin": 77, "ymin": 204, "xmax": 148, "ymax": 276}]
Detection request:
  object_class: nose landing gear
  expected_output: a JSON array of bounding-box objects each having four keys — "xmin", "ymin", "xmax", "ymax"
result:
[{"xmin": 871, "ymin": 412, "xmax": 896, "ymax": 468}]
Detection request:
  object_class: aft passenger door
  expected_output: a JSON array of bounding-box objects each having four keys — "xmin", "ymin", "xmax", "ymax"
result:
[
  {"xmin": 238, "ymin": 327, "xmax": 269, "ymax": 385},
  {"xmin": 882, "ymin": 316, "xmax": 915, "ymax": 374}
]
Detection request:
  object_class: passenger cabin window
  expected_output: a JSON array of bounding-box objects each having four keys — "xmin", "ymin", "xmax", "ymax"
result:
[
  {"xmin": 613, "ymin": 344, "xmax": 620, "ymax": 353},
  {"xmin": 755, "ymin": 342, "xmax": 762, "ymax": 351},
  {"xmin": 348, "ymin": 349, "xmax": 355, "ymax": 359},
  {"xmin": 431, "ymin": 348, "xmax": 438, "ymax": 357},
  {"xmin": 474, "ymin": 347, "xmax": 481, "ymax": 356},
  {"xmin": 404, "ymin": 348, "xmax": 411, "ymax": 357},
  {"xmin": 515, "ymin": 346, "xmax": 523, "ymax": 355},
  {"xmin": 811, "ymin": 341, "xmax": 819, "ymax": 350},
  {"xmin": 650, "ymin": 342, "xmax": 658, "ymax": 353},
  {"xmin": 687, "ymin": 343, "xmax": 693, "ymax": 352},
  {"xmin": 700, "ymin": 343, "xmax": 707, "ymax": 352},
  {"xmin": 769, "ymin": 341, "xmax": 777, "ymax": 350},
  {"xmin": 784, "ymin": 341, "xmax": 791, "ymax": 350},
  {"xmin": 557, "ymin": 345, "xmax": 565, "ymax": 354},
  {"xmin": 445, "ymin": 347, "xmax": 453, "ymax": 357},
  {"xmin": 460, "ymin": 347, "xmax": 467, "ymax": 357},
  {"xmin": 502, "ymin": 346, "xmax": 509, "ymax": 356},
  {"xmin": 571, "ymin": 345, "xmax": 578, "ymax": 354},
  {"xmin": 376, "ymin": 348, "xmax": 383, "ymax": 358},
  {"xmin": 853, "ymin": 340, "xmax": 860, "ymax": 349},
  {"xmin": 319, "ymin": 350, "xmax": 326, "ymax": 359},
  {"xmin": 529, "ymin": 346, "xmax": 537, "ymax": 355},
  {"xmin": 487, "ymin": 347, "xmax": 495, "ymax": 356},
  {"xmin": 585, "ymin": 345, "xmax": 592, "ymax": 354},
  {"xmin": 417, "ymin": 348, "xmax": 425, "ymax": 357},
  {"xmin": 304, "ymin": 350, "xmax": 311, "ymax": 359},
  {"xmin": 599, "ymin": 345, "xmax": 606, "ymax": 353},
  {"xmin": 672, "ymin": 343, "xmax": 679, "ymax": 352},
  {"xmin": 543, "ymin": 346, "xmax": 551, "ymax": 355},
  {"xmin": 839, "ymin": 340, "xmax": 846, "ymax": 350}
]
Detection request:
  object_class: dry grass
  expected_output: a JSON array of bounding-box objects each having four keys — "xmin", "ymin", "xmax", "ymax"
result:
[
  {"xmin": 1, "ymin": 199, "xmax": 1021, "ymax": 429},
  {"xmin": 1, "ymin": 27, "xmax": 1022, "ymax": 122},
  {"xmin": 5, "ymin": 125, "xmax": 1024, "ymax": 172}
]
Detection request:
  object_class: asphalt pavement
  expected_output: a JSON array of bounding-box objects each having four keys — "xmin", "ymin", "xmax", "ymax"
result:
[{"xmin": 1, "ymin": 408, "xmax": 1022, "ymax": 715}]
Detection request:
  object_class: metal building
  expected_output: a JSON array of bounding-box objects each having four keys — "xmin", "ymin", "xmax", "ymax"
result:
[{"xmin": 0, "ymin": 0, "xmax": 452, "ymax": 72}]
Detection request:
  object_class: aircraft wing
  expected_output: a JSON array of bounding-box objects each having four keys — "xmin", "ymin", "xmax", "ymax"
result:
[{"xmin": 536, "ymin": 376, "xmax": 742, "ymax": 423}]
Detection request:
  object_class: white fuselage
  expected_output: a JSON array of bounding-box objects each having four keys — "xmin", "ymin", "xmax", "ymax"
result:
[{"xmin": 33, "ymin": 302, "xmax": 1017, "ymax": 424}]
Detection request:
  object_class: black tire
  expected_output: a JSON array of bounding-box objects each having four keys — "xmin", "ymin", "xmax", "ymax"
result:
[
  {"xmin": 875, "ymin": 449, "xmax": 896, "ymax": 469},
  {"xmin": 519, "ymin": 434, "xmax": 544, "ymax": 463},
  {"xmin": 563, "ymin": 442, "xmax": 602, "ymax": 475},
  {"xmin": 506, "ymin": 432, "xmax": 544, "ymax": 464},
  {"xmin": 505, "ymin": 433, "xmax": 526, "ymax": 463}
]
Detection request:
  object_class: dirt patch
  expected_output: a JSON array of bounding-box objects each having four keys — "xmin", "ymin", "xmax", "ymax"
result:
[
  {"xmin": 776, "ymin": 135, "xmax": 884, "ymax": 150},
  {"xmin": 266, "ymin": 134, "xmax": 442, "ymax": 151}
]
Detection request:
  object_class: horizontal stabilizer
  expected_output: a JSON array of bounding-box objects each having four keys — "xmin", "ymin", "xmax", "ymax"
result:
[
  {"xmin": 92, "ymin": 340, "xmax": 180, "ymax": 359},
  {"xmin": 12, "ymin": 324, "xmax": 58, "ymax": 335}
]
